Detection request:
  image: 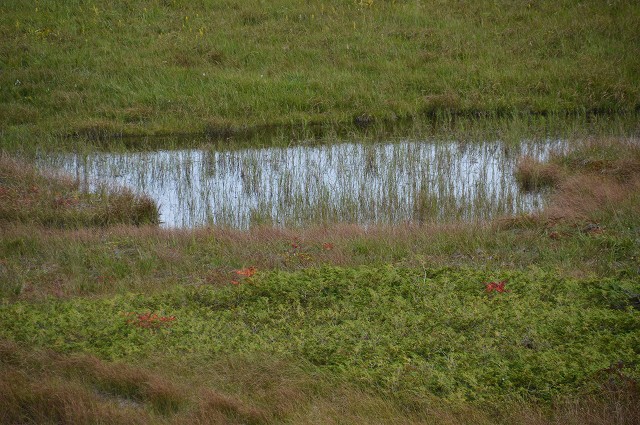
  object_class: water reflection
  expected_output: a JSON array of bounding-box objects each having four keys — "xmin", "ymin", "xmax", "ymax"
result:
[{"xmin": 37, "ymin": 139, "xmax": 565, "ymax": 228}]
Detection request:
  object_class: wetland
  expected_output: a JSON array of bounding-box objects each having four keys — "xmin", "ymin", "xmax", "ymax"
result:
[
  {"xmin": 37, "ymin": 138, "xmax": 564, "ymax": 228},
  {"xmin": 2, "ymin": 0, "xmax": 639, "ymax": 423}
]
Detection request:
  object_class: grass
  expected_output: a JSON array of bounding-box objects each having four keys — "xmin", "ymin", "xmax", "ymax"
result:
[
  {"xmin": 1, "ymin": 0, "xmax": 639, "ymax": 149},
  {"xmin": 514, "ymin": 157, "xmax": 563, "ymax": 192},
  {"xmin": 0, "ymin": 154, "xmax": 159, "ymax": 227},
  {"xmin": 1, "ymin": 0, "xmax": 639, "ymax": 421}
]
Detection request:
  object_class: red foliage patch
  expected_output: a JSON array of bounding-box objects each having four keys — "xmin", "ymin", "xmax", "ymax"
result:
[
  {"xmin": 124, "ymin": 312, "xmax": 176, "ymax": 330},
  {"xmin": 484, "ymin": 280, "xmax": 508, "ymax": 293},
  {"xmin": 235, "ymin": 267, "xmax": 257, "ymax": 278}
]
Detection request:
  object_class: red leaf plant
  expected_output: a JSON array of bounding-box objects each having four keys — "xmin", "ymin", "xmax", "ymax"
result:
[
  {"xmin": 484, "ymin": 280, "xmax": 509, "ymax": 293},
  {"xmin": 124, "ymin": 312, "xmax": 176, "ymax": 330},
  {"xmin": 231, "ymin": 266, "xmax": 257, "ymax": 284},
  {"xmin": 235, "ymin": 267, "xmax": 257, "ymax": 277}
]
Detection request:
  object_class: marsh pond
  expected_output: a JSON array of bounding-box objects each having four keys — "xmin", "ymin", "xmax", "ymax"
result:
[{"xmin": 37, "ymin": 138, "xmax": 565, "ymax": 228}]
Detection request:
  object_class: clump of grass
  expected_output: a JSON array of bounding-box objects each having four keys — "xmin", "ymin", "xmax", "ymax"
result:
[
  {"xmin": 0, "ymin": 155, "xmax": 159, "ymax": 227},
  {"xmin": 0, "ymin": 372, "xmax": 150, "ymax": 425},
  {"xmin": 545, "ymin": 173, "xmax": 640, "ymax": 223},
  {"xmin": 0, "ymin": 347, "xmax": 265, "ymax": 424},
  {"xmin": 536, "ymin": 140, "xmax": 640, "ymax": 224},
  {"xmin": 554, "ymin": 139, "xmax": 640, "ymax": 182},
  {"xmin": 510, "ymin": 139, "xmax": 640, "ymax": 225},
  {"xmin": 515, "ymin": 156, "xmax": 563, "ymax": 191},
  {"xmin": 70, "ymin": 118, "xmax": 123, "ymax": 141},
  {"xmin": 93, "ymin": 188, "xmax": 160, "ymax": 227}
]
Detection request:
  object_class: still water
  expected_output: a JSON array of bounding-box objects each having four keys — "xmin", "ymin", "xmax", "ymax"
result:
[{"xmin": 38, "ymin": 139, "xmax": 565, "ymax": 228}]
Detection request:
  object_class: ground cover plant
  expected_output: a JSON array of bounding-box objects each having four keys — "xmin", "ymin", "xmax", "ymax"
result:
[{"xmin": 2, "ymin": 265, "xmax": 639, "ymax": 403}]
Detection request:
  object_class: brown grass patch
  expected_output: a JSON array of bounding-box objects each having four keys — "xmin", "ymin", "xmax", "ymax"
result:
[
  {"xmin": 185, "ymin": 390, "xmax": 269, "ymax": 424},
  {"xmin": 506, "ymin": 390, "xmax": 640, "ymax": 425},
  {"xmin": 515, "ymin": 156, "xmax": 564, "ymax": 191},
  {"xmin": 0, "ymin": 154, "xmax": 159, "ymax": 227},
  {"xmin": 0, "ymin": 342, "xmax": 153, "ymax": 424},
  {"xmin": 2, "ymin": 339, "xmax": 639, "ymax": 425},
  {"xmin": 544, "ymin": 174, "xmax": 640, "ymax": 223},
  {"xmin": 61, "ymin": 355, "xmax": 187, "ymax": 414}
]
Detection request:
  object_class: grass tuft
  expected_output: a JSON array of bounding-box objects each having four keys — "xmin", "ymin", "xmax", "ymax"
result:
[
  {"xmin": 515, "ymin": 157, "xmax": 563, "ymax": 191},
  {"xmin": 0, "ymin": 155, "xmax": 159, "ymax": 228}
]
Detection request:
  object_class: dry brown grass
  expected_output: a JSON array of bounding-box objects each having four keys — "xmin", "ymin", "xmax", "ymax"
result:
[
  {"xmin": 515, "ymin": 156, "xmax": 564, "ymax": 191},
  {"xmin": 0, "ymin": 341, "xmax": 272, "ymax": 424},
  {"xmin": 2, "ymin": 340, "xmax": 638, "ymax": 425},
  {"xmin": 182, "ymin": 390, "xmax": 270, "ymax": 425},
  {"xmin": 507, "ymin": 390, "xmax": 640, "ymax": 425},
  {"xmin": 507, "ymin": 139, "xmax": 640, "ymax": 228},
  {"xmin": 544, "ymin": 174, "xmax": 640, "ymax": 223}
]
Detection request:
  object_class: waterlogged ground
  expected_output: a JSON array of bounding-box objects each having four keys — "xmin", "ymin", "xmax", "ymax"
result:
[{"xmin": 38, "ymin": 139, "xmax": 565, "ymax": 228}]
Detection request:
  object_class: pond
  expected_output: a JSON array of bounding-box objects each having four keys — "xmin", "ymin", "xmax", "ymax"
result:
[{"xmin": 37, "ymin": 138, "xmax": 566, "ymax": 228}]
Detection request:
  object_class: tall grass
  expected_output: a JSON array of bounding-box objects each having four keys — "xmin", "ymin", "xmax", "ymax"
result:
[{"xmin": 1, "ymin": 0, "xmax": 639, "ymax": 148}]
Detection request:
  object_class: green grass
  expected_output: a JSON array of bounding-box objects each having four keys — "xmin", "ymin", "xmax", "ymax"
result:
[{"xmin": 1, "ymin": 0, "xmax": 639, "ymax": 147}]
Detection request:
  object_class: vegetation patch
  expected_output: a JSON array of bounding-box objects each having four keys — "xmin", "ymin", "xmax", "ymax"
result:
[
  {"xmin": 0, "ymin": 155, "xmax": 159, "ymax": 227},
  {"xmin": 1, "ymin": 0, "xmax": 639, "ymax": 144},
  {"xmin": 1, "ymin": 266, "xmax": 638, "ymax": 406},
  {"xmin": 1, "ymin": 0, "xmax": 640, "ymax": 415},
  {"xmin": 514, "ymin": 157, "xmax": 563, "ymax": 191}
]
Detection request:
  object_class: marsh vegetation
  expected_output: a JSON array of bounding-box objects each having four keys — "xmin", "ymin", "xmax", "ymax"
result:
[
  {"xmin": 2, "ymin": 0, "xmax": 640, "ymax": 423},
  {"xmin": 37, "ymin": 138, "xmax": 564, "ymax": 228}
]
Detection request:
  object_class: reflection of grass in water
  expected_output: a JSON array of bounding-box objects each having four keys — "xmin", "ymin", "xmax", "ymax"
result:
[{"xmin": 39, "ymin": 139, "xmax": 558, "ymax": 228}]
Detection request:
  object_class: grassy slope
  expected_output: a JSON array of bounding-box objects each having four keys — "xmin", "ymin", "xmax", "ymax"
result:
[{"xmin": 1, "ymin": 0, "xmax": 639, "ymax": 144}]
